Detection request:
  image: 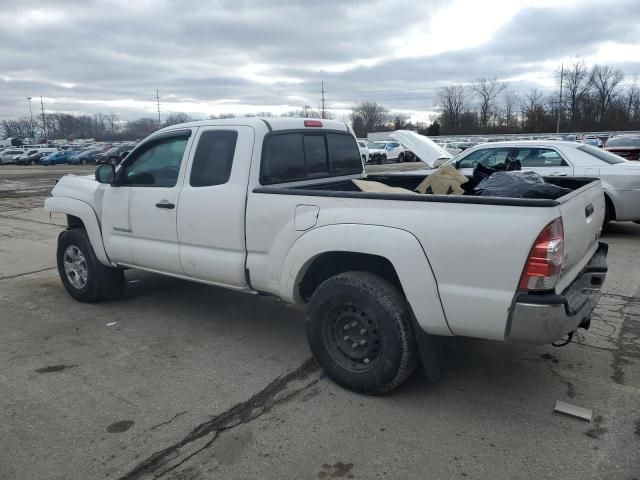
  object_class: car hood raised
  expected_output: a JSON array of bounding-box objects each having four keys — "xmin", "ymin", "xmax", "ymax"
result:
[{"xmin": 389, "ymin": 130, "xmax": 452, "ymax": 167}]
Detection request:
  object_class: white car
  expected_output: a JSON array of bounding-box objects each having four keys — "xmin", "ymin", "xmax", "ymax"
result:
[
  {"xmin": 356, "ymin": 140, "xmax": 369, "ymax": 163},
  {"xmin": 366, "ymin": 140, "xmax": 405, "ymax": 163},
  {"xmin": 0, "ymin": 148, "xmax": 25, "ymax": 164},
  {"xmin": 436, "ymin": 140, "xmax": 640, "ymax": 224}
]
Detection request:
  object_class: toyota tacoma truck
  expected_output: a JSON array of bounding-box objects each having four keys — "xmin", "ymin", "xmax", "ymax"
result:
[{"xmin": 45, "ymin": 118, "xmax": 608, "ymax": 394}]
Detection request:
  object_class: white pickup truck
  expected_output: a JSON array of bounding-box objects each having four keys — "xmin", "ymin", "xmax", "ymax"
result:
[{"xmin": 45, "ymin": 117, "xmax": 608, "ymax": 394}]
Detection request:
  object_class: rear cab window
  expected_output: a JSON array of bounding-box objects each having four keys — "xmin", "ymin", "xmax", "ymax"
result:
[{"xmin": 260, "ymin": 131, "xmax": 361, "ymax": 184}]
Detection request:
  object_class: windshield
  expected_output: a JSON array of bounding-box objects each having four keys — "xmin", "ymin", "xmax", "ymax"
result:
[
  {"xmin": 577, "ymin": 145, "xmax": 626, "ymax": 164},
  {"xmin": 369, "ymin": 142, "xmax": 387, "ymax": 149},
  {"xmin": 606, "ymin": 137, "xmax": 640, "ymax": 147}
]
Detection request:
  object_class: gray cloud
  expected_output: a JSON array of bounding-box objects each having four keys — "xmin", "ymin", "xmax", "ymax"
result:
[{"xmin": 1, "ymin": 0, "xmax": 639, "ymax": 120}]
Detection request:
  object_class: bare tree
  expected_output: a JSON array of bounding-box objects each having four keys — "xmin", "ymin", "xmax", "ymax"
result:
[
  {"xmin": 590, "ymin": 64, "xmax": 625, "ymax": 125},
  {"xmin": 471, "ymin": 78, "xmax": 506, "ymax": 129},
  {"xmin": 0, "ymin": 118, "xmax": 32, "ymax": 139},
  {"xmin": 350, "ymin": 102, "xmax": 389, "ymax": 133},
  {"xmin": 502, "ymin": 88, "xmax": 520, "ymax": 129},
  {"xmin": 164, "ymin": 112, "xmax": 192, "ymax": 126},
  {"xmin": 560, "ymin": 57, "xmax": 593, "ymax": 128},
  {"xmin": 392, "ymin": 113, "xmax": 411, "ymax": 129},
  {"xmin": 521, "ymin": 89, "xmax": 546, "ymax": 132},
  {"xmin": 435, "ymin": 84, "xmax": 468, "ymax": 131}
]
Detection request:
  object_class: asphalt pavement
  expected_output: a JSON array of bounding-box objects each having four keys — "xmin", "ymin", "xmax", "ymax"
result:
[{"xmin": 0, "ymin": 164, "xmax": 638, "ymax": 480}]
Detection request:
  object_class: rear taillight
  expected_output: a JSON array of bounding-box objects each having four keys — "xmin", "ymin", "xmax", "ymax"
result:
[{"xmin": 519, "ymin": 218, "xmax": 564, "ymax": 291}]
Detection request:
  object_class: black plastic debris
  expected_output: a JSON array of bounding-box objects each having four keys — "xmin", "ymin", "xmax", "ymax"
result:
[
  {"xmin": 475, "ymin": 171, "xmax": 573, "ymax": 199},
  {"xmin": 469, "ymin": 157, "xmax": 522, "ymax": 189}
]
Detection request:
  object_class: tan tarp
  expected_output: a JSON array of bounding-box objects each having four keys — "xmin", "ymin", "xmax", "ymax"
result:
[
  {"xmin": 352, "ymin": 179, "xmax": 416, "ymax": 194},
  {"xmin": 414, "ymin": 164, "xmax": 468, "ymax": 195}
]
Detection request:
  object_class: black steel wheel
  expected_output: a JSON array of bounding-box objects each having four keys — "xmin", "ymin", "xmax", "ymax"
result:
[{"xmin": 306, "ymin": 271, "xmax": 417, "ymax": 394}]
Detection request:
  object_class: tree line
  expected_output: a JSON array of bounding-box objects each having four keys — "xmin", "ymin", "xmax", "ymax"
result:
[
  {"xmin": 434, "ymin": 59, "xmax": 640, "ymax": 135},
  {"xmin": 0, "ymin": 105, "xmax": 336, "ymax": 142}
]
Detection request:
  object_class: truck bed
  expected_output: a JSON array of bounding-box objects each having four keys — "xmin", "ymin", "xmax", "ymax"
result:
[{"xmin": 254, "ymin": 174, "xmax": 600, "ymax": 207}]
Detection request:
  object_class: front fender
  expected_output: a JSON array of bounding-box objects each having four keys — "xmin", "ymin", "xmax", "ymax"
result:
[
  {"xmin": 280, "ymin": 224, "xmax": 452, "ymax": 336},
  {"xmin": 44, "ymin": 196, "xmax": 111, "ymax": 266}
]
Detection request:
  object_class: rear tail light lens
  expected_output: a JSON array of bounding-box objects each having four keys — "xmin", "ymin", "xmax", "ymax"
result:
[{"xmin": 519, "ymin": 218, "xmax": 564, "ymax": 291}]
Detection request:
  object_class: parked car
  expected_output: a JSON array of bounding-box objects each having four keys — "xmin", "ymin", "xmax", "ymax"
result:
[
  {"xmin": 419, "ymin": 140, "xmax": 640, "ymax": 225},
  {"xmin": 582, "ymin": 138, "xmax": 603, "ymax": 148},
  {"xmin": 16, "ymin": 148, "xmax": 58, "ymax": 165},
  {"xmin": 0, "ymin": 148, "xmax": 25, "ymax": 164},
  {"xmin": 68, "ymin": 148, "xmax": 103, "ymax": 165},
  {"xmin": 604, "ymin": 135, "xmax": 640, "ymax": 161},
  {"xmin": 366, "ymin": 141, "xmax": 405, "ymax": 163},
  {"xmin": 40, "ymin": 150, "xmax": 79, "ymax": 166},
  {"xmin": 45, "ymin": 117, "xmax": 607, "ymax": 394},
  {"xmin": 356, "ymin": 140, "xmax": 369, "ymax": 163},
  {"xmin": 96, "ymin": 145, "xmax": 133, "ymax": 164}
]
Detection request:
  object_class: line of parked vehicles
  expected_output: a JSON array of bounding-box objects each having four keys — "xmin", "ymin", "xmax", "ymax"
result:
[{"xmin": 0, "ymin": 142, "xmax": 137, "ymax": 166}]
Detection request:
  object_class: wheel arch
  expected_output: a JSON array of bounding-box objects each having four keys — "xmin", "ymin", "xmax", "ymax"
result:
[
  {"xmin": 280, "ymin": 224, "xmax": 452, "ymax": 336},
  {"xmin": 45, "ymin": 196, "xmax": 111, "ymax": 266}
]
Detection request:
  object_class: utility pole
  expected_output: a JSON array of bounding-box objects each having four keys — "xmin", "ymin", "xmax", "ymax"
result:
[
  {"xmin": 556, "ymin": 63, "xmax": 564, "ymax": 134},
  {"xmin": 320, "ymin": 81, "xmax": 326, "ymax": 119},
  {"xmin": 40, "ymin": 96, "xmax": 46, "ymax": 138},
  {"xmin": 26, "ymin": 97, "xmax": 34, "ymax": 141},
  {"xmin": 155, "ymin": 89, "xmax": 161, "ymax": 127}
]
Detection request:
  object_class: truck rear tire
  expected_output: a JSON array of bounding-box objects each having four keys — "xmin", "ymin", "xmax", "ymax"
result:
[
  {"xmin": 57, "ymin": 228, "xmax": 125, "ymax": 302},
  {"xmin": 306, "ymin": 271, "xmax": 417, "ymax": 394}
]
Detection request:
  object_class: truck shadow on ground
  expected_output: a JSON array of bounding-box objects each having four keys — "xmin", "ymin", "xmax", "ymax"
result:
[{"xmin": 116, "ymin": 269, "xmax": 589, "ymax": 404}]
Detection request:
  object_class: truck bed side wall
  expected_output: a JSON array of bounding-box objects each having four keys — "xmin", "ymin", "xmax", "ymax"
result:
[{"xmin": 246, "ymin": 190, "xmax": 561, "ymax": 341}]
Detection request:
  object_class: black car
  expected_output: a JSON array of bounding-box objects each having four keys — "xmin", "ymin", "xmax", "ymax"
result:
[{"xmin": 96, "ymin": 145, "xmax": 133, "ymax": 164}]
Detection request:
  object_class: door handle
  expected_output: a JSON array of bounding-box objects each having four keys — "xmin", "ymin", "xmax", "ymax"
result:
[{"xmin": 155, "ymin": 201, "xmax": 175, "ymax": 209}]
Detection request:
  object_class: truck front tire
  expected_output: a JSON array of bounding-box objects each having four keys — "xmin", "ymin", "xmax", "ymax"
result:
[
  {"xmin": 306, "ymin": 271, "xmax": 417, "ymax": 394},
  {"xmin": 57, "ymin": 228, "xmax": 125, "ymax": 302}
]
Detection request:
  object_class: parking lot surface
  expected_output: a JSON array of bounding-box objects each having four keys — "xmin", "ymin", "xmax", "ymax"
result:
[{"xmin": 1, "ymin": 165, "xmax": 639, "ymax": 480}]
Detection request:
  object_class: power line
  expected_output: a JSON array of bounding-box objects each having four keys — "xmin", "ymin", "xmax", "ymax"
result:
[
  {"xmin": 155, "ymin": 89, "xmax": 161, "ymax": 127},
  {"xmin": 320, "ymin": 81, "xmax": 327, "ymax": 119},
  {"xmin": 40, "ymin": 96, "xmax": 46, "ymax": 138}
]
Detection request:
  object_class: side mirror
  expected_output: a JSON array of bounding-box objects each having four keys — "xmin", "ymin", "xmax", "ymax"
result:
[{"xmin": 95, "ymin": 164, "xmax": 116, "ymax": 184}]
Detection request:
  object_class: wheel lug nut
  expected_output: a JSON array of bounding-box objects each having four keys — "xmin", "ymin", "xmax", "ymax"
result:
[
  {"xmin": 351, "ymin": 343, "xmax": 358, "ymax": 349},
  {"xmin": 343, "ymin": 324, "xmax": 350, "ymax": 331},
  {"xmin": 351, "ymin": 321, "xmax": 357, "ymax": 327},
  {"xmin": 344, "ymin": 336, "xmax": 350, "ymax": 341},
  {"xmin": 360, "ymin": 339, "xmax": 366, "ymax": 346},
  {"xmin": 360, "ymin": 329, "xmax": 366, "ymax": 335},
  {"xmin": 364, "ymin": 358, "xmax": 370, "ymax": 364}
]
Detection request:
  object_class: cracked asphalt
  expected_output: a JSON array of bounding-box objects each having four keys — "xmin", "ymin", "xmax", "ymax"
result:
[{"xmin": 1, "ymin": 165, "xmax": 639, "ymax": 480}]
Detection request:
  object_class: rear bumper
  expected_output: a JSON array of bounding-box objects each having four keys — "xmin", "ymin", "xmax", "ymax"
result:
[{"xmin": 505, "ymin": 242, "xmax": 608, "ymax": 344}]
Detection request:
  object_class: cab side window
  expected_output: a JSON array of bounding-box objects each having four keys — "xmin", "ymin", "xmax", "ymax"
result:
[
  {"xmin": 122, "ymin": 136, "xmax": 188, "ymax": 187},
  {"xmin": 190, "ymin": 131, "xmax": 238, "ymax": 187}
]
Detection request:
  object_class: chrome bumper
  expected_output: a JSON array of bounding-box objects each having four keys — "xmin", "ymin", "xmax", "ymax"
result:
[{"xmin": 505, "ymin": 242, "xmax": 608, "ymax": 344}]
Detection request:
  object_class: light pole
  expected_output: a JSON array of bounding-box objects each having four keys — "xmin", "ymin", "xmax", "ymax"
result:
[{"xmin": 26, "ymin": 97, "xmax": 35, "ymax": 141}]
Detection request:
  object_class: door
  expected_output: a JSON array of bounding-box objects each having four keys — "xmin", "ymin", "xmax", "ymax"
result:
[
  {"xmin": 513, "ymin": 147, "xmax": 573, "ymax": 177},
  {"xmin": 177, "ymin": 126, "xmax": 254, "ymax": 287},
  {"xmin": 101, "ymin": 131, "xmax": 193, "ymax": 274}
]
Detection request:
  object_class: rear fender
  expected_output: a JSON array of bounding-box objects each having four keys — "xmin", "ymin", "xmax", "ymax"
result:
[
  {"xmin": 44, "ymin": 196, "xmax": 111, "ymax": 266},
  {"xmin": 281, "ymin": 224, "xmax": 452, "ymax": 336}
]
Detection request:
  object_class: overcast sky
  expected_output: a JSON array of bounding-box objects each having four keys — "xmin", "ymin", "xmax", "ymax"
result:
[{"xmin": 1, "ymin": 0, "xmax": 639, "ymax": 122}]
